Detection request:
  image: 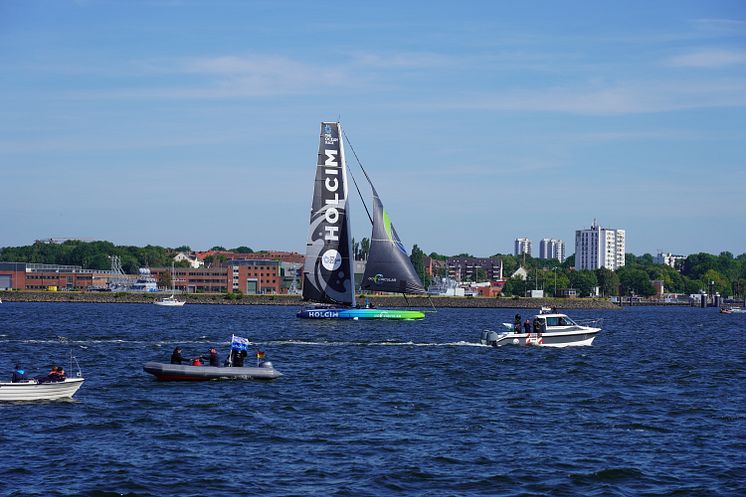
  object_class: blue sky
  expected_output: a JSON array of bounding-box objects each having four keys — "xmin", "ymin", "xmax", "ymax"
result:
[{"xmin": 1, "ymin": 0, "xmax": 744, "ymax": 257}]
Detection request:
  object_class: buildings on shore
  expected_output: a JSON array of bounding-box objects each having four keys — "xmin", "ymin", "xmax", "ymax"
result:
[
  {"xmin": 514, "ymin": 238, "xmax": 532, "ymax": 257},
  {"xmin": 574, "ymin": 221, "xmax": 626, "ymax": 271},
  {"xmin": 539, "ymin": 239, "xmax": 565, "ymax": 263}
]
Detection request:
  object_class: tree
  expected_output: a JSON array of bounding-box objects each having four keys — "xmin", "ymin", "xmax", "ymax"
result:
[
  {"xmin": 231, "ymin": 246, "xmax": 254, "ymax": 254},
  {"xmin": 570, "ymin": 270, "xmax": 598, "ymax": 297},
  {"xmin": 175, "ymin": 245, "xmax": 191, "ymax": 253},
  {"xmin": 359, "ymin": 238, "xmax": 370, "ymax": 260},
  {"xmin": 503, "ymin": 277, "xmax": 528, "ymax": 297},
  {"xmin": 158, "ymin": 270, "xmax": 172, "ymax": 290},
  {"xmin": 409, "ymin": 244, "xmax": 431, "ymax": 287},
  {"xmin": 618, "ymin": 267, "xmax": 655, "ymax": 297},
  {"xmin": 210, "ymin": 246, "xmax": 226, "ymax": 251},
  {"xmin": 595, "ymin": 267, "xmax": 620, "ymax": 296}
]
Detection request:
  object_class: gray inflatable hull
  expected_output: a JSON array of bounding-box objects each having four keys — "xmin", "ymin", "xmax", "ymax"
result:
[{"xmin": 143, "ymin": 362, "xmax": 282, "ymax": 381}]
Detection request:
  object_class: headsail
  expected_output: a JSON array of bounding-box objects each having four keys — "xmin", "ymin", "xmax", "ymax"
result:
[
  {"xmin": 302, "ymin": 122, "xmax": 356, "ymax": 306},
  {"xmin": 361, "ymin": 185, "xmax": 426, "ymax": 295}
]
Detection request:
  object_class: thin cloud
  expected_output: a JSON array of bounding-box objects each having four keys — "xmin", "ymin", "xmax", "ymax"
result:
[
  {"xmin": 434, "ymin": 80, "xmax": 746, "ymax": 115},
  {"xmin": 668, "ymin": 49, "xmax": 746, "ymax": 68}
]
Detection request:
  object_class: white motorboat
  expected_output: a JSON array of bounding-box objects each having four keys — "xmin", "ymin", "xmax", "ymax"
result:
[
  {"xmin": 480, "ymin": 311, "xmax": 602, "ymax": 347},
  {"xmin": 0, "ymin": 378, "xmax": 84, "ymax": 401},
  {"xmin": 154, "ymin": 295, "xmax": 185, "ymax": 307}
]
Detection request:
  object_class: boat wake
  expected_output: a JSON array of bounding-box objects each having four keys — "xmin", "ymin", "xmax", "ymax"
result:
[{"xmin": 266, "ymin": 339, "xmax": 486, "ymax": 348}]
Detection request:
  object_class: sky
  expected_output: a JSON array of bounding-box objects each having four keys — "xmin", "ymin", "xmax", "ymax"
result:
[{"xmin": 1, "ymin": 0, "xmax": 745, "ymax": 257}]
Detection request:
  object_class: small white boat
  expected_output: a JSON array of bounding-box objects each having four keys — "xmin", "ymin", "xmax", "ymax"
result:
[
  {"xmin": 154, "ymin": 295, "xmax": 186, "ymax": 307},
  {"xmin": 481, "ymin": 311, "xmax": 602, "ymax": 347},
  {"xmin": 154, "ymin": 262, "xmax": 185, "ymax": 306},
  {"xmin": 0, "ymin": 378, "xmax": 84, "ymax": 401}
]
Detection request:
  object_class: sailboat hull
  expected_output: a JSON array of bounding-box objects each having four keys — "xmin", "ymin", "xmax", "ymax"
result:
[{"xmin": 297, "ymin": 308, "xmax": 424, "ymax": 320}]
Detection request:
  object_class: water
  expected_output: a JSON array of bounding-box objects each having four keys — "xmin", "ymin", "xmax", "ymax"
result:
[{"xmin": 0, "ymin": 303, "xmax": 744, "ymax": 496}]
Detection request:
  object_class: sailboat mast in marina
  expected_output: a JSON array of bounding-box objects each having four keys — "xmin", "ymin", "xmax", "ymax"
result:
[{"xmin": 297, "ymin": 122, "xmax": 426, "ymax": 320}]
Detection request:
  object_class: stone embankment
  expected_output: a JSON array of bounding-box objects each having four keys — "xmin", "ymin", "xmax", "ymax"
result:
[{"xmin": 0, "ymin": 291, "xmax": 619, "ymax": 309}]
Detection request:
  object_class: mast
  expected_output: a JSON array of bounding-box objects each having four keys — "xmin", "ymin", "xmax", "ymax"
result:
[{"xmin": 338, "ymin": 123, "xmax": 356, "ymax": 308}]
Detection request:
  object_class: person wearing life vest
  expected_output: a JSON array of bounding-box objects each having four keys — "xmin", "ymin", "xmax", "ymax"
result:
[
  {"xmin": 256, "ymin": 350, "xmax": 266, "ymax": 366},
  {"xmin": 11, "ymin": 363, "xmax": 28, "ymax": 383}
]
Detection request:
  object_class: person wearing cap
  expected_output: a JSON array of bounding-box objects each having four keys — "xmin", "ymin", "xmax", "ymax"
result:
[{"xmin": 11, "ymin": 363, "xmax": 28, "ymax": 383}]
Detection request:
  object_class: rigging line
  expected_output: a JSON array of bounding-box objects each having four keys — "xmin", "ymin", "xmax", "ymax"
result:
[
  {"xmin": 342, "ymin": 129, "xmax": 375, "ymax": 189},
  {"xmin": 347, "ymin": 161, "xmax": 374, "ymax": 225}
]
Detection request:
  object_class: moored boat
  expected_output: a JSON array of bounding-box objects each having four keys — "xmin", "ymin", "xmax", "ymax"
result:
[
  {"xmin": 154, "ymin": 295, "xmax": 186, "ymax": 307},
  {"xmin": 480, "ymin": 311, "xmax": 602, "ymax": 347},
  {"xmin": 0, "ymin": 378, "xmax": 84, "ymax": 402}
]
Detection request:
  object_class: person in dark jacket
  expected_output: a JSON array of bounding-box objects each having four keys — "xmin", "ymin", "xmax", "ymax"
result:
[
  {"xmin": 11, "ymin": 364, "xmax": 28, "ymax": 383},
  {"xmin": 207, "ymin": 347, "xmax": 219, "ymax": 367},
  {"xmin": 170, "ymin": 347, "xmax": 185, "ymax": 364},
  {"xmin": 523, "ymin": 319, "xmax": 531, "ymax": 334},
  {"xmin": 514, "ymin": 314, "xmax": 522, "ymax": 333}
]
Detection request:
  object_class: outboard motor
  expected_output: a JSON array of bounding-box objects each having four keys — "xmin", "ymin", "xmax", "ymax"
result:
[{"xmin": 481, "ymin": 330, "xmax": 500, "ymax": 347}]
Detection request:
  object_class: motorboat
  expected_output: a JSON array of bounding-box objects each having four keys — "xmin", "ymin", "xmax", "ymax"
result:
[
  {"xmin": 721, "ymin": 306, "xmax": 746, "ymax": 314},
  {"xmin": 0, "ymin": 378, "xmax": 85, "ymax": 401},
  {"xmin": 143, "ymin": 362, "xmax": 281, "ymax": 381},
  {"xmin": 154, "ymin": 295, "xmax": 185, "ymax": 307},
  {"xmin": 480, "ymin": 311, "xmax": 602, "ymax": 347}
]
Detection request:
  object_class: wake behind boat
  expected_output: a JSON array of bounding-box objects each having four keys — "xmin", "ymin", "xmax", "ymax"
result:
[
  {"xmin": 480, "ymin": 310, "xmax": 602, "ymax": 347},
  {"xmin": 298, "ymin": 122, "xmax": 426, "ymax": 320}
]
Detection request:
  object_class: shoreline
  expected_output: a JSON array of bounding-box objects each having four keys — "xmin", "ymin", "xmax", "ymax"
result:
[{"xmin": 0, "ymin": 291, "xmax": 623, "ymax": 309}]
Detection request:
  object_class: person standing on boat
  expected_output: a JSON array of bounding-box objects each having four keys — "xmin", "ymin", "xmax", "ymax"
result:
[
  {"xmin": 11, "ymin": 363, "xmax": 27, "ymax": 383},
  {"xmin": 523, "ymin": 319, "xmax": 531, "ymax": 334},
  {"xmin": 514, "ymin": 314, "xmax": 522, "ymax": 333},
  {"xmin": 207, "ymin": 347, "xmax": 219, "ymax": 367},
  {"xmin": 170, "ymin": 347, "xmax": 186, "ymax": 364}
]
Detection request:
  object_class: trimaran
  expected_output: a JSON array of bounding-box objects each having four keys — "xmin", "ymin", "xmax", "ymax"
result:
[{"xmin": 297, "ymin": 122, "xmax": 428, "ymax": 320}]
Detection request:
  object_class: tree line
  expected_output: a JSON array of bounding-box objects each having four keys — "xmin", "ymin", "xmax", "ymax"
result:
[
  {"xmin": 408, "ymin": 247, "xmax": 746, "ymax": 298},
  {"xmin": 0, "ymin": 241, "xmax": 253, "ymax": 274}
]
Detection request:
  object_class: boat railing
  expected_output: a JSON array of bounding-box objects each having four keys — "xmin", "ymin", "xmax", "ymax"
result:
[{"xmin": 573, "ymin": 318, "xmax": 603, "ymax": 328}]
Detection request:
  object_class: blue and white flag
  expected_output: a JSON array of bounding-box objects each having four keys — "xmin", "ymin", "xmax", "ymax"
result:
[{"xmin": 231, "ymin": 335, "xmax": 250, "ymax": 351}]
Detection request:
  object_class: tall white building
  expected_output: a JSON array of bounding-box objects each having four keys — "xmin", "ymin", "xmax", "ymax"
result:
[
  {"xmin": 539, "ymin": 238, "xmax": 565, "ymax": 262},
  {"xmin": 574, "ymin": 221, "xmax": 625, "ymax": 271},
  {"xmin": 514, "ymin": 237, "xmax": 532, "ymax": 257}
]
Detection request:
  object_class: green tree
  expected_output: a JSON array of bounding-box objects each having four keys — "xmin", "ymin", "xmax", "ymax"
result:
[
  {"xmin": 570, "ymin": 270, "xmax": 598, "ymax": 297},
  {"xmin": 595, "ymin": 267, "xmax": 620, "ymax": 296},
  {"xmin": 618, "ymin": 267, "xmax": 655, "ymax": 297},
  {"xmin": 231, "ymin": 246, "xmax": 254, "ymax": 254},
  {"xmin": 360, "ymin": 238, "xmax": 370, "ymax": 260},
  {"xmin": 157, "ymin": 270, "xmax": 172, "ymax": 290},
  {"xmin": 409, "ymin": 244, "xmax": 431, "ymax": 287}
]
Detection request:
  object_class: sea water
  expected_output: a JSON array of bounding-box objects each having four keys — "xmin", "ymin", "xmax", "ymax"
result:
[{"xmin": 0, "ymin": 303, "xmax": 744, "ymax": 496}]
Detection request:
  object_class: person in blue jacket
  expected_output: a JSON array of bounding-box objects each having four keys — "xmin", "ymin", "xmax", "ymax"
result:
[{"xmin": 11, "ymin": 363, "xmax": 28, "ymax": 383}]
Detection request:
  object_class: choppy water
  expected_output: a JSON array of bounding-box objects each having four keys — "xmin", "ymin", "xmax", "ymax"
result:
[{"xmin": 0, "ymin": 303, "xmax": 744, "ymax": 496}]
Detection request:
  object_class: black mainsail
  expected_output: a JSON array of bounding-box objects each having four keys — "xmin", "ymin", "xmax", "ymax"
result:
[
  {"xmin": 302, "ymin": 122, "xmax": 356, "ymax": 306},
  {"xmin": 361, "ymin": 185, "xmax": 427, "ymax": 295}
]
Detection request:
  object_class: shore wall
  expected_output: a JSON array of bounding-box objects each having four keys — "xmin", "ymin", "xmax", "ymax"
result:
[{"xmin": 0, "ymin": 291, "xmax": 619, "ymax": 310}]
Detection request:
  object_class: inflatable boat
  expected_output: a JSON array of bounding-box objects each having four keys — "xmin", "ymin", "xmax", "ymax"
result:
[{"xmin": 143, "ymin": 361, "xmax": 282, "ymax": 381}]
